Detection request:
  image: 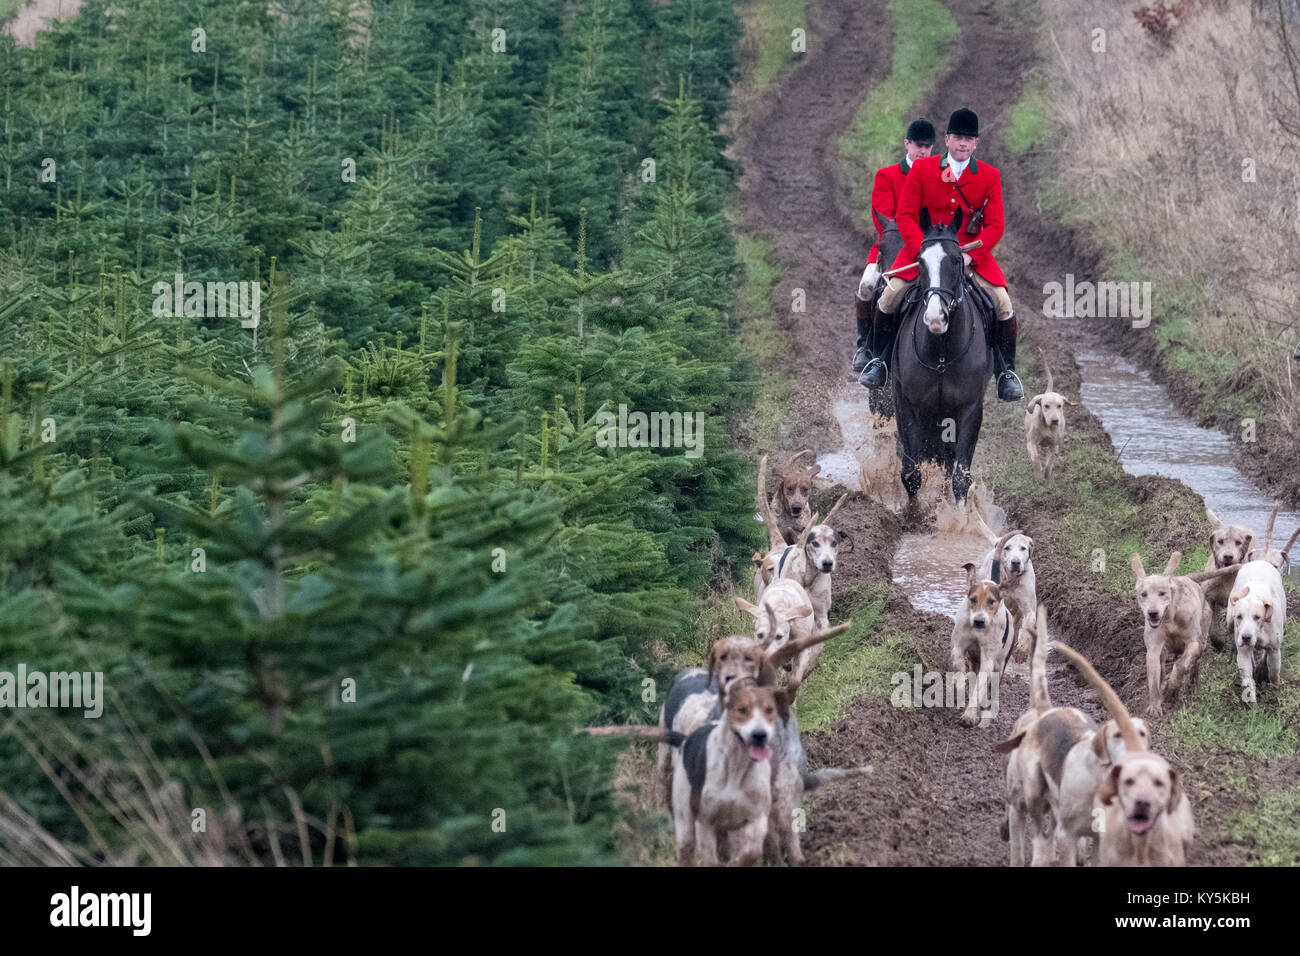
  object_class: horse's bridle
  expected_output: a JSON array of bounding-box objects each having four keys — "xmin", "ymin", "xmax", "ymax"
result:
[
  {"xmin": 909, "ymin": 235, "xmax": 974, "ymax": 374},
  {"xmin": 917, "ymin": 234, "xmax": 967, "ymax": 315}
]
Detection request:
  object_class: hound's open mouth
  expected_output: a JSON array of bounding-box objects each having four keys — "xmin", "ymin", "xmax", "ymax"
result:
[
  {"xmin": 1126, "ymin": 811, "xmax": 1157, "ymax": 836},
  {"xmin": 747, "ymin": 743, "xmax": 772, "ymax": 762}
]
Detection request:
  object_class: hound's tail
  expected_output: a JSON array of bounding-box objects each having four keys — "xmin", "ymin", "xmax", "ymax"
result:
[
  {"xmin": 1263, "ymin": 503, "xmax": 1279, "ymax": 553},
  {"xmin": 1028, "ymin": 605, "xmax": 1051, "ymax": 712},
  {"xmin": 756, "ymin": 454, "xmax": 785, "ymax": 551},
  {"xmin": 1283, "ymin": 525, "xmax": 1300, "ymax": 565},
  {"xmin": 972, "ymin": 509, "xmax": 1000, "ymax": 544},
  {"xmin": 583, "ymin": 726, "xmax": 686, "ymax": 746},
  {"xmin": 801, "ymin": 766, "xmax": 873, "ymax": 790},
  {"xmin": 1187, "ymin": 563, "xmax": 1242, "ymax": 585},
  {"xmin": 1053, "ymin": 642, "xmax": 1142, "ymax": 752}
]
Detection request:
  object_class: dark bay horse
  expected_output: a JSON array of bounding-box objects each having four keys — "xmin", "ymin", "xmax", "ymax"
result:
[{"xmin": 890, "ymin": 207, "xmax": 991, "ymax": 505}]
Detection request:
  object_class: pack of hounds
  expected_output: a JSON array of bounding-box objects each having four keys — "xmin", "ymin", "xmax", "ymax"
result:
[{"xmin": 589, "ymin": 357, "xmax": 1295, "ymax": 867}]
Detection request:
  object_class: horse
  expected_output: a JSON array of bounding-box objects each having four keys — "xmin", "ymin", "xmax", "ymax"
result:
[
  {"xmin": 890, "ymin": 206, "xmax": 992, "ymax": 506},
  {"xmin": 863, "ymin": 210, "xmax": 906, "ymax": 419}
]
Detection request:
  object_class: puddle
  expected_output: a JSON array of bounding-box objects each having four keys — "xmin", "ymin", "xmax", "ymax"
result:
[
  {"xmin": 1075, "ymin": 347, "xmax": 1300, "ymax": 556},
  {"xmin": 818, "ymin": 388, "xmax": 1013, "ymax": 618},
  {"xmin": 892, "ymin": 487, "xmax": 1009, "ymax": 616}
]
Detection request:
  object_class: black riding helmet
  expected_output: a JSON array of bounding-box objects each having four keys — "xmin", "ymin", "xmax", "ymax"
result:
[{"xmin": 906, "ymin": 119, "xmax": 935, "ymax": 145}]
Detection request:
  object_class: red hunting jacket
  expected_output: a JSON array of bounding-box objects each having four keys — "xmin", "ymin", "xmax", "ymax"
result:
[
  {"xmin": 888, "ymin": 153, "xmax": 1006, "ymax": 286},
  {"xmin": 865, "ymin": 159, "xmax": 911, "ymax": 265}
]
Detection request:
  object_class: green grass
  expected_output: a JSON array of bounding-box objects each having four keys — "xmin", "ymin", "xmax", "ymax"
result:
[
  {"xmin": 1167, "ymin": 665, "xmax": 1299, "ymax": 759},
  {"xmin": 837, "ymin": 0, "xmax": 959, "ymax": 210},
  {"xmin": 735, "ymin": 230, "xmax": 792, "ymax": 450},
  {"xmin": 797, "ymin": 583, "xmax": 916, "ymax": 731},
  {"xmin": 748, "ymin": 0, "xmax": 808, "ymax": 99},
  {"xmin": 1165, "ymin": 613, "xmax": 1300, "ymax": 760},
  {"xmin": 1004, "ymin": 78, "xmax": 1050, "ymax": 154},
  {"xmin": 1225, "ymin": 784, "xmax": 1300, "ymax": 865}
]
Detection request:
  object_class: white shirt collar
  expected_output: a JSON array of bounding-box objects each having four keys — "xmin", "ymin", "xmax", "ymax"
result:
[{"xmin": 946, "ymin": 153, "xmax": 970, "ymax": 178}]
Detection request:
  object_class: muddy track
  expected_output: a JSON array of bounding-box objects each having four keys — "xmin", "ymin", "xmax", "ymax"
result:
[{"xmin": 733, "ymin": 0, "xmax": 1269, "ymax": 866}]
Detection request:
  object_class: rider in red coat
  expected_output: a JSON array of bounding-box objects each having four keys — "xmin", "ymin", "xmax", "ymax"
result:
[
  {"xmin": 853, "ymin": 119, "xmax": 934, "ymax": 375},
  {"xmin": 865, "ymin": 108, "xmax": 1022, "ymax": 402}
]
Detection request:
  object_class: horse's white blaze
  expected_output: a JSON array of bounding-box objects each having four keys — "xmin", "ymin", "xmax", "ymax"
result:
[{"xmin": 920, "ymin": 243, "xmax": 948, "ymax": 331}]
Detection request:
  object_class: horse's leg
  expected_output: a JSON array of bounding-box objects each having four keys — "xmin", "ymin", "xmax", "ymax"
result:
[
  {"xmin": 938, "ymin": 413, "xmax": 959, "ymax": 497},
  {"xmin": 895, "ymin": 390, "xmax": 923, "ymax": 500},
  {"xmin": 952, "ymin": 402, "xmax": 984, "ymax": 505}
]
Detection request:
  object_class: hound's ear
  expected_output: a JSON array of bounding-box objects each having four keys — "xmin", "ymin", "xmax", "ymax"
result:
[
  {"xmin": 774, "ymin": 688, "xmax": 792, "ymax": 722},
  {"xmin": 735, "ymin": 596, "xmax": 759, "ymax": 616},
  {"xmin": 722, "ymin": 679, "xmax": 740, "ymax": 708},
  {"xmin": 1230, "ymin": 586, "xmax": 1249, "ymax": 603},
  {"xmin": 1163, "ymin": 551, "xmax": 1182, "ymax": 577},
  {"xmin": 1027, "ymin": 396, "xmax": 1043, "ymax": 415},
  {"xmin": 994, "ymin": 732, "xmax": 1025, "ymax": 754},
  {"xmin": 962, "ymin": 562, "xmax": 978, "ymax": 589},
  {"xmin": 950, "ymin": 204, "xmax": 964, "ymax": 235},
  {"xmin": 1262, "ymin": 601, "xmax": 1274, "ymax": 623},
  {"xmin": 752, "ymin": 551, "xmax": 764, "ymax": 567},
  {"xmin": 1131, "ymin": 553, "xmax": 1146, "ymax": 580},
  {"xmin": 757, "ymin": 658, "xmax": 777, "ymax": 687},
  {"xmin": 1243, "ymin": 532, "xmax": 1254, "ymax": 553},
  {"xmin": 1092, "ymin": 727, "xmax": 1111, "ymax": 762},
  {"xmin": 918, "ymin": 207, "xmax": 932, "ymax": 232},
  {"xmin": 1097, "ymin": 763, "xmax": 1122, "ymax": 805},
  {"xmin": 790, "ymin": 599, "xmax": 814, "ymax": 620},
  {"xmin": 706, "ymin": 643, "xmax": 721, "ymax": 688},
  {"xmin": 1025, "ymin": 536, "xmax": 1034, "ymax": 560},
  {"xmin": 1167, "ymin": 767, "xmax": 1182, "ymax": 809},
  {"xmin": 808, "ymin": 464, "xmax": 821, "ymax": 479}
]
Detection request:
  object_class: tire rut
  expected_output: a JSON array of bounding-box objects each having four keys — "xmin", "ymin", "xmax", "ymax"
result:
[{"xmin": 735, "ymin": 0, "xmax": 1123, "ymax": 866}]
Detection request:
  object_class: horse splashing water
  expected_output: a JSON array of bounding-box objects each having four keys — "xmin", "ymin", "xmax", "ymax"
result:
[{"xmin": 891, "ymin": 207, "xmax": 992, "ymax": 506}]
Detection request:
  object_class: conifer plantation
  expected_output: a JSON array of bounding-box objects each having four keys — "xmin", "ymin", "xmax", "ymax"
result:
[{"xmin": 0, "ymin": 0, "xmax": 755, "ymax": 865}]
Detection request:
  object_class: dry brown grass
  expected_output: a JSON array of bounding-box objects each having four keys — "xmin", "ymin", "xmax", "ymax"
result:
[{"xmin": 1042, "ymin": 0, "xmax": 1300, "ymax": 434}]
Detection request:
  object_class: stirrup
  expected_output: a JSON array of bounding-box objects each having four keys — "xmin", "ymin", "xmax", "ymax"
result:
[
  {"xmin": 860, "ymin": 358, "xmax": 888, "ymax": 389},
  {"xmin": 996, "ymin": 370, "xmax": 1024, "ymax": 402}
]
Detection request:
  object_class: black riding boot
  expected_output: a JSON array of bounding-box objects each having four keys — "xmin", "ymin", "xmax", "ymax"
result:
[
  {"xmin": 852, "ymin": 295, "xmax": 873, "ymax": 372},
  {"xmin": 993, "ymin": 314, "xmax": 1024, "ymax": 402},
  {"xmin": 859, "ymin": 311, "xmax": 897, "ymax": 389}
]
